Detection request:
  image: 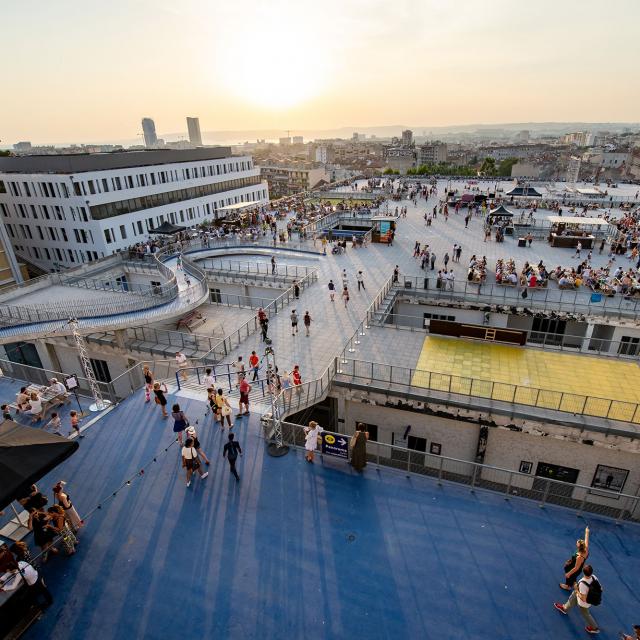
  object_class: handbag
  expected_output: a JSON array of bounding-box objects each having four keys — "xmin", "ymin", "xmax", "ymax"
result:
[
  {"xmin": 190, "ymin": 448, "xmax": 200, "ymax": 470},
  {"xmin": 221, "ymin": 405, "xmax": 231, "ymax": 417},
  {"xmin": 350, "ymin": 433, "xmax": 358, "ymax": 449}
]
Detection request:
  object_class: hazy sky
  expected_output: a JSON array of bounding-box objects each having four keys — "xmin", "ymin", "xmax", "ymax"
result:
[{"xmin": 2, "ymin": 0, "xmax": 639, "ymax": 144}]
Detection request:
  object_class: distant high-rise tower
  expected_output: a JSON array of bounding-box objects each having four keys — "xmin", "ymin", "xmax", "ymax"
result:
[
  {"xmin": 566, "ymin": 156, "xmax": 581, "ymax": 184},
  {"xmin": 141, "ymin": 118, "xmax": 158, "ymax": 148},
  {"xmin": 402, "ymin": 129, "xmax": 413, "ymax": 147},
  {"xmin": 186, "ymin": 117, "xmax": 202, "ymax": 146}
]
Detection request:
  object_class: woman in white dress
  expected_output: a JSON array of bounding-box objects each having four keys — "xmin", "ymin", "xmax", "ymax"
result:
[
  {"xmin": 303, "ymin": 420, "xmax": 323, "ymax": 463},
  {"xmin": 27, "ymin": 392, "xmax": 43, "ymax": 423}
]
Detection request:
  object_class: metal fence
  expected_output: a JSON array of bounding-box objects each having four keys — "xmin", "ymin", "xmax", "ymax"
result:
[
  {"xmin": 276, "ymin": 421, "xmax": 640, "ymax": 524},
  {"xmin": 195, "ymin": 259, "xmax": 313, "ymax": 279},
  {"xmin": 207, "ymin": 292, "xmax": 277, "ymax": 309},
  {"xmin": 336, "ymin": 357, "xmax": 640, "ymax": 425},
  {"xmin": 393, "ymin": 274, "xmax": 640, "ymax": 319}
]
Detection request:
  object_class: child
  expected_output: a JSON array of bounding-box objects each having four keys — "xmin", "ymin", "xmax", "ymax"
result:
[
  {"xmin": 1, "ymin": 404, "xmax": 11, "ymax": 421},
  {"xmin": 46, "ymin": 412, "xmax": 63, "ymax": 436},
  {"xmin": 70, "ymin": 410, "xmax": 83, "ymax": 438}
]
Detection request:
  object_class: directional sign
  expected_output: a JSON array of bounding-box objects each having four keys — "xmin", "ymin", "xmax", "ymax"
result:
[{"xmin": 321, "ymin": 431, "xmax": 349, "ymax": 459}]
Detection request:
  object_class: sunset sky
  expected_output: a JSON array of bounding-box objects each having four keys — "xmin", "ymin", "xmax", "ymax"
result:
[{"xmin": 2, "ymin": 0, "xmax": 639, "ymax": 144}]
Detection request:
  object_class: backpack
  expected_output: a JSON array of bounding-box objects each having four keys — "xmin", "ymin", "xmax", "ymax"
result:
[{"xmin": 582, "ymin": 577, "xmax": 602, "ymax": 606}]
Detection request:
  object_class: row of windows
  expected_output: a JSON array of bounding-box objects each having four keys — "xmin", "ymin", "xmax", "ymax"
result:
[
  {"xmin": 90, "ymin": 176, "xmax": 263, "ymax": 220},
  {"xmin": 0, "ymin": 201, "xmax": 89, "ymax": 223},
  {"xmin": 102, "ymin": 188, "xmax": 267, "ymax": 245},
  {"xmin": 13, "ymin": 243, "xmax": 100, "ymax": 266},
  {"xmin": 0, "ymin": 158, "xmax": 253, "ymax": 201},
  {"xmin": 5, "ymin": 222, "xmax": 95, "ymax": 245}
]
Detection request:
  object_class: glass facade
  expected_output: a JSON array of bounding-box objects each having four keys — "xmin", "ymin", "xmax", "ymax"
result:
[{"xmin": 89, "ymin": 176, "xmax": 262, "ymax": 220}]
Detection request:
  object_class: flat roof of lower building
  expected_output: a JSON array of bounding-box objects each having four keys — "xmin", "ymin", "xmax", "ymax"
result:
[{"xmin": 0, "ymin": 148, "xmax": 233, "ymax": 174}]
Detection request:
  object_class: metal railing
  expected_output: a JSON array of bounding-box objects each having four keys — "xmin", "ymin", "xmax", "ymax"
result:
[
  {"xmin": 172, "ymin": 364, "xmax": 270, "ymax": 399},
  {"xmin": 0, "ymin": 357, "xmax": 117, "ymax": 405},
  {"xmin": 208, "ymin": 292, "xmax": 277, "ymax": 309},
  {"xmin": 336, "ymin": 357, "xmax": 640, "ymax": 425},
  {"xmin": 195, "ymin": 259, "xmax": 313, "ymax": 279},
  {"xmin": 392, "ymin": 274, "xmax": 640, "ymax": 319},
  {"xmin": 276, "ymin": 420, "xmax": 640, "ymax": 524}
]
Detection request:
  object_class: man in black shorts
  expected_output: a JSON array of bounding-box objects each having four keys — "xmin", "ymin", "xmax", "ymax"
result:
[{"xmin": 223, "ymin": 433, "xmax": 242, "ymax": 481}]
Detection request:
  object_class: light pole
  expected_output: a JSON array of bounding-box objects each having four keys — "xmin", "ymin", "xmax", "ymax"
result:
[{"xmin": 263, "ymin": 345, "xmax": 289, "ymax": 457}]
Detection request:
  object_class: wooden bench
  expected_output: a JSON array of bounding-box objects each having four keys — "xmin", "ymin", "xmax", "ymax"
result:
[{"xmin": 176, "ymin": 310, "xmax": 206, "ymax": 333}]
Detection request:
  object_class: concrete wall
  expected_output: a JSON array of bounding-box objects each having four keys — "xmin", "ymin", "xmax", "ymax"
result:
[
  {"xmin": 343, "ymin": 399, "xmax": 480, "ymax": 462},
  {"xmin": 393, "ymin": 301, "xmax": 508, "ymax": 329},
  {"xmin": 484, "ymin": 428, "xmax": 640, "ymax": 506}
]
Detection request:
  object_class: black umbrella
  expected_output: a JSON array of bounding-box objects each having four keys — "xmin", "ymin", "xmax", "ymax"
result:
[{"xmin": 0, "ymin": 421, "xmax": 79, "ymax": 510}]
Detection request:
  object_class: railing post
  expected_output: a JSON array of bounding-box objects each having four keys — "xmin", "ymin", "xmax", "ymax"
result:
[
  {"xmin": 540, "ymin": 479, "xmax": 551, "ymax": 508},
  {"xmin": 437, "ymin": 455, "xmax": 444, "ymax": 485},
  {"xmin": 470, "ymin": 464, "xmax": 478, "ymax": 491},
  {"xmin": 505, "ymin": 471, "xmax": 513, "ymax": 499}
]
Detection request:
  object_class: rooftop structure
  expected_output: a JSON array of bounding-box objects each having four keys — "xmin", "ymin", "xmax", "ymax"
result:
[{"xmin": 141, "ymin": 117, "xmax": 158, "ymax": 148}]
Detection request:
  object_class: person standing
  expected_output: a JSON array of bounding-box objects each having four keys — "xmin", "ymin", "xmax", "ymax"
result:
[
  {"xmin": 350, "ymin": 422, "xmax": 369, "ymax": 472},
  {"xmin": 430, "ymin": 252, "xmax": 436, "ymax": 270},
  {"xmin": 232, "ymin": 356, "xmax": 245, "ymax": 385},
  {"xmin": 203, "ymin": 368, "xmax": 216, "ymax": 388},
  {"xmin": 448, "ymin": 269, "xmax": 455, "ymax": 291},
  {"xmin": 175, "ymin": 351, "xmax": 189, "ymax": 381},
  {"xmin": 554, "ymin": 564, "xmax": 601, "ymax": 635},
  {"xmin": 153, "ymin": 382, "xmax": 168, "ymax": 418},
  {"xmin": 237, "ymin": 377, "xmax": 251, "ymax": 417},
  {"xmin": 249, "ymin": 351, "xmax": 259, "ymax": 381},
  {"xmin": 290, "ymin": 309, "xmax": 299, "ymax": 335},
  {"xmin": 260, "ymin": 316, "xmax": 269, "ymax": 342},
  {"xmin": 456, "ymin": 245, "xmax": 462, "ymax": 262},
  {"xmin": 621, "ymin": 625, "xmax": 640, "ymax": 640},
  {"xmin": 444, "ymin": 252, "xmax": 450, "ymax": 269},
  {"xmin": 357, "ymin": 270, "xmax": 365, "ymax": 291},
  {"xmin": 0, "ymin": 556, "xmax": 53, "ymax": 608},
  {"xmin": 45, "ymin": 412, "xmax": 63, "ymax": 436},
  {"xmin": 292, "ymin": 365, "xmax": 302, "ymax": 391},
  {"xmin": 223, "ymin": 433, "xmax": 242, "ymax": 481},
  {"xmin": 181, "ymin": 437, "xmax": 208, "ymax": 487},
  {"xmin": 271, "ymin": 255, "xmax": 277, "ymax": 274},
  {"xmin": 393, "ymin": 265, "xmax": 399, "ymax": 283},
  {"xmin": 303, "ymin": 311, "xmax": 312, "ymax": 336},
  {"xmin": 303, "ymin": 420, "xmax": 323, "ymax": 463},
  {"xmin": 293, "ymin": 281, "xmax": 300, "ymax": 299},
  {"xmin": 171, "ymin": 404, "xmax": 189, "ymax": 446},
  {"xmin": 53, "ymin": 481, "xmax": 82, "ymax": 531},
  {"xmin": 328, "ymin": 279, "xmax": 336, "ymax": 301},
  {"xmin": 560, "ymin": 528, "xmax": 589, "ymax": 591},
  {"xmin": 143, "ymin": 365, "xmax": 154, "ymax": 403},
  {"xmin": 574, "ymin": 241, "xmax": 582, "ymax": 259}
]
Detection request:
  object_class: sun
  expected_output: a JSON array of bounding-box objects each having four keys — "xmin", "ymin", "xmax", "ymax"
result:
[{"xmin": 217, "ymin": 26, "xmax": 328, "ymax": 110}]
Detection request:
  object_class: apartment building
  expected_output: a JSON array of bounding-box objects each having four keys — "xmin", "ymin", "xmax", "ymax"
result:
[
  {"xmin": 417, "ymin": 142, "xmax": 448, "ymax": 165},
  {"xmin": 0, "ymin": 148, "xmax": 268, "ymax": 271},
  {"xmin": 259, "ymin": 165, "xmax": 329, "ymax": 198}
]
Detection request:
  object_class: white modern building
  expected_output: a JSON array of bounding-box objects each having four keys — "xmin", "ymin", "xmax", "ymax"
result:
[
  {"xmin": 186, "ymin": 117, "xmax": 202, "ymax": 146},
  {"xmin": 142, "ymin": 118, "xmax": 158, "ymax": 148},
  {"xmin": 0, "ymin": 148, "xmax": 268, "ymax": 271}
]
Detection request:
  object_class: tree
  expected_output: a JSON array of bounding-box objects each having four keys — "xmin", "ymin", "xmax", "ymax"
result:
[
  {"xmin": 480, "ymin": 157, "xmax": 496, "ymax": 175},
  {"xmin": 497, "ymin": 157, "xmax": 518, "ymax": 177}
]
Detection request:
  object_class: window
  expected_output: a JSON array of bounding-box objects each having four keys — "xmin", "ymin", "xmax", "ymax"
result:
[
  {"xmin": 423, "ymin": 312, "xmax": 455, "ymax": 328},
  {"xmin": 104, "ymin": 229, "xmax": 113, "ymax": 244},
  {"xmin": 89, "ymin": 358, "xmax": 112, "ymax": 383},
  {"xmin": 618, "ymin": 336, "xmax": 640, "ymax": 356},
  {"xmin": 88, "ymin": 180, "xmax": 96, "ymax": 195},
  {"xmin": 126, "ymin": 176, "xmax": 134, "ymax": 188},
  {"xmin": 137, "ymin": 221, "xmax": 143, "ymax": 234},
  {"xmin": 530, "ymin": 317, "xmax": 566, "ymax": 346},
  {"xmin": 61, "ymin": 228, "xmax": 68, "ymax": 242},
  {"xmin": 210, "ymin": 288, "xmax": 222, "ymax": 303},
  {"xmin": 74, "ymin": 229, "xmax": 81, "ymax": 243},
  {"xmin": 119, "ymin": 225, "xmax": 127, "ymax": 240},
  {"xmin": 73, "ymin": 182, "xmax": 82, "ymax": 196},
  {"xmin": 102, "ymin": 178, "xmax": 109, "ymax": 192}
]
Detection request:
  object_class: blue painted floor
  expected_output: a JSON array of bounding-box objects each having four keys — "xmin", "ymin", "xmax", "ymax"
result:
[{"xmin": 8, "ymin": 387, "xmax": 639, "ymax": 640}]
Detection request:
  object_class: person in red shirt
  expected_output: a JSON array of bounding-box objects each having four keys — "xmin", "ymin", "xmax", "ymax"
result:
[
  {"xmin": 237, "ymin": 378, "xmax": 251, "ymax": 417},
  {"xmin": 249, "ymin": 351, "xmax": 260, "ymax": 381},
  {"xmin": 292, "ymin": 365, "xmax": 302, "ymax": 392}
]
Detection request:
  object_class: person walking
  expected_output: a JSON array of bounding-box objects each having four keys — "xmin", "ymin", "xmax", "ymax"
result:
[
  {"xmin": 237, "ymin": 377, "xmax": 251, "ymax": 417},
  {"xmin": 293, "ymin": 280, "xmax": 300, "ymax": 299},
  {"xmin": 260, "ymin": 316, "xmax": 269, "ymax": 342},
  {"xmin": 271, "ymin": 255, "xmax": 276, "ymax": 274},
  {"xmin": 232, "ymin": 356, "xmax": 245, "ymax": 385},
  {"xmin": 53, "ymin": 480, "xmax": 82, "ymax": 531},
  {"xmin": 350, "ymin": 422, "xmax": 369, "ymax": 472},
  {"xmin": 393, "ymin": 265, "xmax": 399, "ymax": 283},
  {"xmin": 448, "ymin": 269, "xmax": 455, "ymax": 291},
  {"xmin": 554, "ymin": 564, "xmax": 601, "ymax": 635},
  {"xmin": 303, "ymin": 311, "xmax": 312, "ymax": 336},
  {"xmin": 599, "ymin": 238, "xmax": 606, "ymax": 255},
  {"xmin": 185, "ymin": 425, "xmax": 210, "ymax": 466},
  {"xmin": 430, "ymin": 252, "xmax": 436, "ymax": 270},
  {"xmin": 560, "ymin": 527, "xmax": 590, "ymax": 591},
  {"xmin": 153, "ymin": 382, "xmax": 168, "ymax": 418},
  {"xmin": 171, "ymin": 404, "xmax": 189, "ymax": 446},
  {"xmin": 444, "ymin": 252, "xmax": 450, "ymax": 269},
  {"xmin": 621, "ymin": 625, "xmax": 640, "ymax": 640},
  {"xmin": 203, "ymin": 367, "xmax": 216, "ymax": 388},
  {"xmin": 574, "ymin": 241, "xmax": 582, "ymax": 259},
  {"xmin": 181, "ymin": 437, "xmax": 208, "ymax": 488},
  {"xmin": 175, "ymin": 351, "xmax": 189, "ymax": 381},
  {"xmin": 303, "ymin": 420, "xmax": 324, "ymax": 463},
  {"xmin": 249, "ymin": 351, "xmax": 259, "ymax": 381},
  {"xmin": 223, "ymin": 433, "xmax": 242, "ymax": 481},
  {"xmin": 456, "ymin": 245, "xmax": 462, "ymax": 262},
  {"xmin": 215, "ymin": 388, "xmax": 233, "ymax": 429},
  {"xmin": 342, "ymin": 285, "xmax": 350, "ymax": 307},
  {"xmin": 328, "ymin": 279, "xmax": 336, "ymax": 301},
  {"xmin": 292, "ymin": 365, "xmax": 302, "ymax": 391},
  {"xmin": 47, "ymin": 505, "xmax": 77, "ymax": 555},
  {"xmin": 290, "ymin": 309, "xmax": 299, "ymax": 335},
  {"xmin": 357, "ymin": 270, "xmax": 365, "ymax": 291}
]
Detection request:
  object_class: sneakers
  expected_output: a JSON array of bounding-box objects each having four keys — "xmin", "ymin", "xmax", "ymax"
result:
[
  {"xmin": 186, "ymin": 481, "xmax": 191, "ymax": 487},
  {"xmin": 201, "ymin": 472, "xmax": 209, "ymax": 479},
  {"xmin": 553, "ymin": 603, "xmax": 567, "ymax": 615},
  {"xmin": 585, "ymin": 627, "xmax": 600, "ymax": 635}
]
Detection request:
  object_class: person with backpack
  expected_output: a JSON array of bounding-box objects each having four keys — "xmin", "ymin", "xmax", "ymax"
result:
[
  {"xmin": 554, "ymin": 564, "xmax": 601, "ymax": 635},
  {"xmin": 560, "ymin": 527, "xmax": 589, "ymax": 591}
]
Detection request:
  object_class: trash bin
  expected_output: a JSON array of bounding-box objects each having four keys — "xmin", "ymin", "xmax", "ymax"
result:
[{"xmin": 518, "ymin": 237, "xmax": 527, "ymax": 247}]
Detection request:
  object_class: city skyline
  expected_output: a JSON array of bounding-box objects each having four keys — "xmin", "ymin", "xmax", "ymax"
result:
[{"xmin": 2, "ymin": 0, "xmax": 640, "ymax": 144}]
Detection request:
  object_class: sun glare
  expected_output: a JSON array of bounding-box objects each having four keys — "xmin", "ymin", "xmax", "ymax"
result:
[{"xmin": 218, "ymin": 25, "xmax": 328, "ymax": 110}]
